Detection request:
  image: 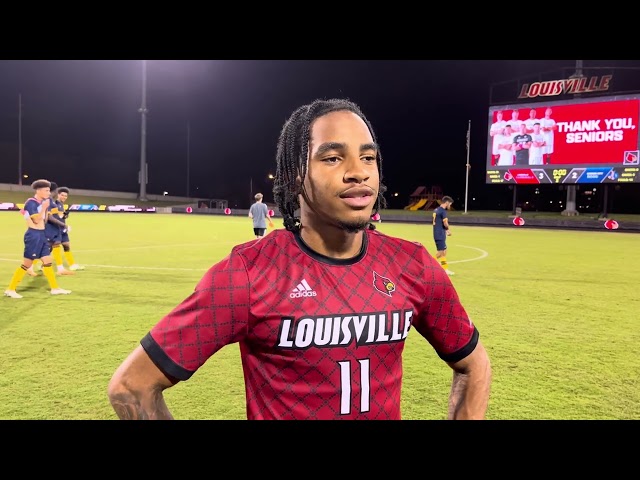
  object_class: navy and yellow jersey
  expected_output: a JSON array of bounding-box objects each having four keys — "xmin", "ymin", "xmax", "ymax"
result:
[
  {"xmin": 45, "ymin": 200, "xmax": 61, "ymax": 234},
  {"xmin": 56, "ymin": 200, "xmax": 67, "ymax": 223},
  {"xmin": 20, "ymin": 197, "xmax": 46, "ymax": 228},
  {"xmin": 432, "ymin": 206, "xmax": 448, "ymax": 238}
]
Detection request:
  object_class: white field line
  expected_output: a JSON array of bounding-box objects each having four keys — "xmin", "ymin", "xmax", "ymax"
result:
[{"xmin": 448, "ymin": 245, "xmax": 489, "ymax": 264}]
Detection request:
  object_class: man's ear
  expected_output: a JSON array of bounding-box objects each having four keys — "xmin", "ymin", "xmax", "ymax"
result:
[{"xmin": 295, "ymin": 175, "xmax": 302, "ymax": 195}]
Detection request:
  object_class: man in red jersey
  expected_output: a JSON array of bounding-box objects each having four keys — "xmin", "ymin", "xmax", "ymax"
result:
[{"xmin": 107, "ymin": 98, "xmax": 492, "ymax": 420}]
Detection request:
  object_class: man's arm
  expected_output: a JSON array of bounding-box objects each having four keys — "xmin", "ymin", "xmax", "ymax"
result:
[
  {"xmin": 47, "ymin": 211, "xmax": 66, "ymax": 228},
  {"xmin": 107, "ymin": 251, "xmax": 251, "ymax": 420},
  {"xmin": 446, "ymin": 340, "xmax": 492, "ymax": 419},
  {"xmin": 107, "ymin": 345, "xmax": 177, "ymax": 419},
  {"xmin": 443, "ymin": 217, "xmax": 451, "ymax": 236},
  {"xmin": 513, "ymin": 138, "xmax": 522, "ymax": 150}
]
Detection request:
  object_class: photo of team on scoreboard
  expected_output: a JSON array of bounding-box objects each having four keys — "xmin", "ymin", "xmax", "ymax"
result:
[{"xmin": 489, "ymin": 107, "xmax": 557, "ymax": 166}]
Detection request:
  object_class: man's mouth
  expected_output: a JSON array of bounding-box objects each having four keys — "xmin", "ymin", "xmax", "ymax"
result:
[{"xmin": 339, "ymin": 188, "xmax": 375, "ymax": 208}]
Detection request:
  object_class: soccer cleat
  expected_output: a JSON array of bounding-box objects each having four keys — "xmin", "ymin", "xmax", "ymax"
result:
[
  {"xmin": 68, "ymin": 264, "xmax": 85, "ymax": 271},
  {"xmin": 446, "ymin": 270, "xmax": 455, "ymax": 276},
  {"xmin": 26, "ymin": 269, "xmax": 39, "ymax": 277},
  {"xmin": 4, "ymin": 290, "xmax": 23, "ymax": 299},
  {"xmin": 50, "ymin": 288, "xmax": 72, "ymax": 295},
  {"xmin": 57, "ymin": 269, "xmax": 75, "ymax": 275}
]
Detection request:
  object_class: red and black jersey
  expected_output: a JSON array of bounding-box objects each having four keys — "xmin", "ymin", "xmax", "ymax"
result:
[{"xmin": 142, "ymin": 228, "xmax": 478, "ymax": 420}]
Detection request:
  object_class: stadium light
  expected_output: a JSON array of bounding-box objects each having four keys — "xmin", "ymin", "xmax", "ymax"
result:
[
  {"xmin": 268, "ymin": 174, "xmax": 274, "ymax": 180},
  {"xmin": 138, "ymin": 60, "xmax": 149, "ymax": 202}
]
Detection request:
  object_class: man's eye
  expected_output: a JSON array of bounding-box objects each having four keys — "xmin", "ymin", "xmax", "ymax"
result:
[
  {"xmin": 323, "ymin": 156, "xmax": 340, "ymax": 163},
  {"xmin": 362, "ymin": 156, "xmax": 376, "ymax": 162}
]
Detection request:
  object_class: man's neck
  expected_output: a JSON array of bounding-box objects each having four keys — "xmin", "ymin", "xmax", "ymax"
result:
[{"xmin": 299, "ymin": 221, "xmax": 365, "ymax": 260}]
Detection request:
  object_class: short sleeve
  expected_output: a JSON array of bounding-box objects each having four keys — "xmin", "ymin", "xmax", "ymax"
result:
[
  {"xmin": 141, "ymin": 250, "xmax": 251, "ymax": 381},
  {"xmin": 410, "ymin": 247, "xmax": 478, "ymax": 363}
]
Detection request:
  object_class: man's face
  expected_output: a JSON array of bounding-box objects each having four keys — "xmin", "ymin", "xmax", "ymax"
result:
[
  {"xmin": 529, "ymin": 109, "xmax": 536, "ymax": 119},
  {"xmin": 443, "ymin": 201, "xmax": 452, "ymax": 210},
  {"xmin": 36, "ymin": 187, "xmax": 51, "ymax": 200},
  {"xmin": 58, "ymin": 192, "xmax": 68, "ymax": 203},
  {"xmin": 519, "ymin": 123, "xmax": 527, "ymax": 134},
  {"xmin": 300, "ymin": 110, "xmax": 379, "ymax": 233},
  {"xmin": 511, "ymin": 111, "xmax": 519, "ymax": 119}
]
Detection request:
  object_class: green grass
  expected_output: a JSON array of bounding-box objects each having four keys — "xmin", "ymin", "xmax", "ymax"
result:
[{"xmin": 0, "ymin": 213, "xmax": 638, "ymax": 420}]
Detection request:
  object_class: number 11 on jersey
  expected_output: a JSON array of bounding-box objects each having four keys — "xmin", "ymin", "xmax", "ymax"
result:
[{"xmin": 338, "ymin": 358, "xmax": 371, "ymax": 415}]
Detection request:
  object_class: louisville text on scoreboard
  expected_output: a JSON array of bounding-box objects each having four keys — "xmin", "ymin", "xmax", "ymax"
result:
[{"xmin": 518, "ymin": 75, "xmax": 612, "ymax": 99}]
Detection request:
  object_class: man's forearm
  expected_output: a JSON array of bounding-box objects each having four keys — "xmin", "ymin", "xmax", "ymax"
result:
[
  {"xmin": 48, "ymin": 218, "xmax": 66, "ymax": 228},
  {"xmin": 447, "ymin": 367, "xmax": 491, "ymax": 420},
  {"xmin": 109, "ymin": 389, "xmax": 174, "ymax": 420}
]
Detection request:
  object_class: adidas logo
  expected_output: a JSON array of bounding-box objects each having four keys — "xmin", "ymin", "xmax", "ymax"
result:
[{"xmin": 290, "ymin": 279, "xmax": 317, "ymax": 298}]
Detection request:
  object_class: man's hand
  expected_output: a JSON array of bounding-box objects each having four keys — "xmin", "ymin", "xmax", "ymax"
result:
[{"xmin": 446, "ymin": 230, "xmax": 452, "ymax": 237}]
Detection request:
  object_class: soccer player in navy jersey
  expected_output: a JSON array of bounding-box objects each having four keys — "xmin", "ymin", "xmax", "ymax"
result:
[
  {"xmin": 108, "ymin": 98, "xmax": 492, "ymax": 420},
  {"xmin": 4, "ymin": 179, "xmax": 71, "ymax": 298},
  {"xmin": 44, "ymin": 182, "xmax": 75, "ymax": 276},
  {"xmin": 432, "ymin": 195, "xmax": 455, "ymax": 275},
  {"xmin": 55, "ymin": 187, "xmax": 84, "ymax": 271},
  {"xmin": 28, "ymin": 182, "xmax": 75, "ymax": 276}
]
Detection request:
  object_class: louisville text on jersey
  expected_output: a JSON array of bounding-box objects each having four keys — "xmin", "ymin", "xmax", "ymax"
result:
[{"xmin": 277, "ymin": 309, "xmax": 413, "ymax": 349}]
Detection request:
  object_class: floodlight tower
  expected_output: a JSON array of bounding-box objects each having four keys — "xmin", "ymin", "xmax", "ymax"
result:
[{"xmin": 138, "ymin": 60, "xmax": 149, "ymax": 202}]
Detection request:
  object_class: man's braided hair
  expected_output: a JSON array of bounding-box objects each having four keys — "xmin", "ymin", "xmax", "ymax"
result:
[{"xmin": 272, "ymin": 98, "xmax": 387, "ymax": 233}]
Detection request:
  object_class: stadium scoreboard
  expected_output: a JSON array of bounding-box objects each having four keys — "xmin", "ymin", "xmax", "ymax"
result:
[{"xmin": 486, "ymin": 95, "xmax": 640, "ymax": 185}]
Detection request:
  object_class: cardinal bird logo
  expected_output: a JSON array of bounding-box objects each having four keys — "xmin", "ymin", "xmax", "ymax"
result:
[
  {"xmin": 623, "ymin": 151, "xmax": 639, "ymax": 165},
  {"xmin": 373, "ymin": 271, "xmax": 396, "ymax": 297}
]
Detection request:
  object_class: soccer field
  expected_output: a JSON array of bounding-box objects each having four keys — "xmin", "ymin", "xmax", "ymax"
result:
[{"xmin": 0, "ymin": 212, "xmax": 638, "ymax": 420}]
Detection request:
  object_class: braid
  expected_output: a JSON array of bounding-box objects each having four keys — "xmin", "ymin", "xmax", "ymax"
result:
[{"xmin": 273, "ymin": 98, "xmax": 387, "ymax": 233}]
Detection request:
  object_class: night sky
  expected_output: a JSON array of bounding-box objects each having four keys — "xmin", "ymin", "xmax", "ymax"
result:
[{"xmin": 1, "ymin": 59, "xmax": 639, "ymax": 211}]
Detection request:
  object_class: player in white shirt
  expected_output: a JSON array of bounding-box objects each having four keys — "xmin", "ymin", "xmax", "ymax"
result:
[
  {"xmin": 540, "ymin": 107, "xmax": 557, "ymax": 164},
  {"xmin": 508, "ymin": 110, "xmax": 523, "ymax": 132},
  {"xmin": 496, "ymin": 124, "xmax": 516, "ymax": 166},
  {"xmin": 524, "ymin": 109, "xmax": 540, "ymax": 133},
  {"xmin": 528, "ymin": 122, "xmax": 546, "ymax": 165},
  {"xmin": 489, "ymin": 110, "xmax": 506, "ymax": 165}
]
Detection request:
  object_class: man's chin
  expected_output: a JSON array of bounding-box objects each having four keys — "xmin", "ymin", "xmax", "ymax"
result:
[{"xmin": 335, "ymin": 215, "xmax": 371, "ymax": 233}]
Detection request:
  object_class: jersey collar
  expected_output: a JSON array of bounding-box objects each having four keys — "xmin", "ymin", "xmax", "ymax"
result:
[{"xmin": 293, "ymin": 230, "xmax": 368, "ymax": 266}]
